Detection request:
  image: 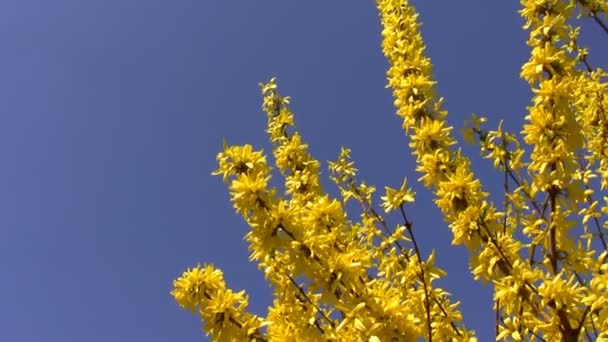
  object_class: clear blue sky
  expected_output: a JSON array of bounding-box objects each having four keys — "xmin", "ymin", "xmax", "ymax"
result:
[{"xmin": 1, "ymin": 1, "xmax": 606, "ymax": 341}]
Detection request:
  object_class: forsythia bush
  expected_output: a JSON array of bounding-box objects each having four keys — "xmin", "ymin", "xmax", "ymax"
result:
[{"xmin": 172, "ymin": 0, "xmax": 608, "ymax": 340}]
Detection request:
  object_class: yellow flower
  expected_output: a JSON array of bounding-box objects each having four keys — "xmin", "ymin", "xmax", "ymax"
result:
[
  {"xmin": 435, "ymin": 163, "xmax": 481, "ymax": 215},
  {"xmin": 171, "ymin": 264, "xmax": 225, "ymax": 312},
  {"xmin": 381, "ymin": 177, "xmax": 415, "ymax": 212},
  {"xmin": 213, "ymin": 144, "xmax": 268, "ymax": 182},
  {"xmin": 259, "ymin": 77, "xmax": 278, "ymax": 95},
  {"xmin": 229, "ymin": 172, "xmax": 272, "ymax": 215}
]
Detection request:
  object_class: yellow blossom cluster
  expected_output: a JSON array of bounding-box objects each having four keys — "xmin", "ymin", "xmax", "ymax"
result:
[
  {"xmin": 172, "ymin": 77, "xmax": 475, "ymax": 340},
  {"xmin": 378, "ymin": 0, "xmax": 608, "ymax": 339},
  {"xmin": 173, "ymin": 0, "xmax": 607, "ymax": 340},
  {"xmin": 171, "ymin": 265, "xmax": 265, "ymax": 341}
]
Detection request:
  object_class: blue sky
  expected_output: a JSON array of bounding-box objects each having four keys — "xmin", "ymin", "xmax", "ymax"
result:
[{"xmin": 1, "ymin": 1, "xmax": 606, "ymax": 341}]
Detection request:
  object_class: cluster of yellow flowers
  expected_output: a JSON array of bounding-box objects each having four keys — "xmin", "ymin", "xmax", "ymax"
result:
[
  {"xmin": 380, "ymin": 0, "xmax": 608, "ymax": 339},
  {"xmin": 173, "ymin": 75, "xmax": 474, "ymax": 340},
  {"xmin": 173, "ymin": 0, "xmax": 607, "ymax": 340},
  {"xmin": 172, "ymin": 265, "xmax": 264, "ymax": 340}
]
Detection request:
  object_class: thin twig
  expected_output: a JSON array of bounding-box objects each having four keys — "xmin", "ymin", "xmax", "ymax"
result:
[{"xmin": 400, "ymin": 204, "xmax": 433, "ymax": 342}]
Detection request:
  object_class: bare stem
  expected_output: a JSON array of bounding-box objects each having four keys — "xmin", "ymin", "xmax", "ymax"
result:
[{"xmin": 400, "ymin": 204, "xmax": 432, "ymax": 342}]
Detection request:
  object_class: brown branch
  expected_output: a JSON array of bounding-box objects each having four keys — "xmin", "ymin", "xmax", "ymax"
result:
[
  {"xmin": 548, "ymin": 180, "xmax": 558, "ymax": 276},
  {"xmin": 576, "ymin": 0, "xmax": 608, "ymax": 34},
  {"xmin": 591, "ymin": 12, "xmax": 608, "ymax": 34},
  {"xmin": 400, "ymin": 204, "xmax": 433, "ymax": 342},
  {"xmin": 286, "ymin": 273, "xmax": 334, "ymax": 333}
]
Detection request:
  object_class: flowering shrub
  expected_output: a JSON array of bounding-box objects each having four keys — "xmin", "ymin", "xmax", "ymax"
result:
[{"xmin": 172, "ymin": 1, "xmax": 608, "ymax": 340}]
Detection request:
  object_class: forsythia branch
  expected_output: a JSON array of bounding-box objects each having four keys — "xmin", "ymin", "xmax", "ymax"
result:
[{"xmin": 172, "ymin": 0, "xmax": 608, "ymax": 340}]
